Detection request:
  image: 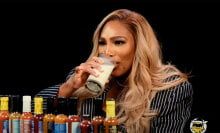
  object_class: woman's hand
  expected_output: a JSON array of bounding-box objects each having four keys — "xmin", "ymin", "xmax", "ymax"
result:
[
  {"xmin": 73, "ymin": 56, "xmax": 104, "ymax": 88},
  {"xmin": 58, "ymin": 56, "xmax": 104, "ymax": 97}
]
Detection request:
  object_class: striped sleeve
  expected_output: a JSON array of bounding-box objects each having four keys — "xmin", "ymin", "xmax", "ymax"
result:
[
  {"xmin": 35, "ymin": 84, "xmax": 61, "ymax": 97},
  {"xmin": 32, "ymin": 67, "xmax": 76, "ymax": 112},
  {"xmin": 32, "ymin": 84, "xmax": 61, "ymax": 113},
  {"xmin": 150, "ymin": 81, "xmax": 193, "ymax": 133}
]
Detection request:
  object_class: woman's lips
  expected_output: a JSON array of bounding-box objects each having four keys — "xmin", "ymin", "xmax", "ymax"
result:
[{"xmin": 113, "ymin": 62, "xmax": 119, "ymax": 70}]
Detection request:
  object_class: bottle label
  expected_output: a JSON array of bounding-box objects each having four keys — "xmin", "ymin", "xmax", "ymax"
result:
[
  {"xmin": 109, "ymin": 125, "xmax": 117, "ymax": 133},
  {"xmin": 98, "ymin": 124, "xmax": 105, "ymax": 133},
  {"xmin": 47, "ymin": 121, "xmax": 54, "ymax": 133},
  {"xmin": 20, "ymin": 119, "xmax": 32, "ymax": 133},
  {"xmin": 3, "ymin": 119, "xmax": 9, "ymax": 133},
  {"xmin": 71, "ymin": 122, "xmax": 80, "ymax": 133},
  {"xmin": 38, "ymin": 121, "xmax": 43, "ymax": 133},
  {"xmin": 10, "ymin": 119, "xmax": 20, "ymax": 133},
  {"xmin": 31, "ymin": 120, "xmax": 34, "ymax": 133},
  {"xmin": 54, "ymin": 123, "xmax": 66, "ymax": 133}
]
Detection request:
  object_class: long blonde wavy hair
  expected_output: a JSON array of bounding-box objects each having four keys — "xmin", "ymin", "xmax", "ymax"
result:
[{"xmin": 73, "ymin": 9, "xmax": 188, "ymax": 133}]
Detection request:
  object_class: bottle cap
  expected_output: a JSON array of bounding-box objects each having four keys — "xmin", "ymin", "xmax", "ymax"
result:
[
  {"xmin": 34, "ymin": 96, "xmax": 43, "ymax": 114},
  {"xmin": 23, "ymin": 95, "xmax": 31, "ymax": 102},
  {"xmin": 9, "ymin": 95, "xmax": 21, "ymax": 113},
  {"xmin": 23, "ymin": 95, "xmax": 31, "ymax": 112}
]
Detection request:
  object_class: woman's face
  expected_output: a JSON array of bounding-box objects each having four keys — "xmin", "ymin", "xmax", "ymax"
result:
[{"xmin": 98, "ymin": 20, "xmax": 135, "ymax": 77}]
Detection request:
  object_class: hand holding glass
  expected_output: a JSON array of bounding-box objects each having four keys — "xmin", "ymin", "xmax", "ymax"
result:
[{"xmin": 85, "ymin": 56, "xmax": 115, "ymax": 95}]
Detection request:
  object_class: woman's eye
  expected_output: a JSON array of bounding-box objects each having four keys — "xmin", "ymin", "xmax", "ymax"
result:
[
  {"xmin": 98, "ymin": 41, "xmax": 106, "ymax": 45},
  {"xmin": 115, "ymin": 41, "xmax": 125, "ymax": 45}
]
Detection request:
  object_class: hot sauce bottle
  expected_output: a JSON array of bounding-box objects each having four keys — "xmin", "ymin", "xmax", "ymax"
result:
[
  {"xmin": 33, "ymin": 96, "xmax": 44, "ymax": 133},
  {"xmin": 0, "ymin": 96, "xmax": 10, "ymax": 133},
  {"xmin": 80, "ymin": 114, "xmax": 92, "ymax": 133},
  {"xmin": 54, "ymin": 97, "xmax": 68, "ymax": 133},
  {"xmin": 67, "ymin": 97, "xmax": 80, "ymax": 133},
  {"xmin": 9, "ymin": 95, "xmax": 21, "ymax": 133},
  {"xmin": 104, "ymin": 98, "xmax": 118, "ymax": 133},
  {"xmin": 91, "ymin": 97, "xmax": 105, "ymax": 133},
  {"xmin": 20, "ymin": 95, "xmax": 33, "ymax": 133},
  {"xmin": 43, "ymin": 96, "xmax": 56, "ymax": 133}
]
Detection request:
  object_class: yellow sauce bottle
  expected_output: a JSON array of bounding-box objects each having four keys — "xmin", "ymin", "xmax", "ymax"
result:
[
  {"xmin": 0, "ymin": 96, "xmax": 9, "ymax": 133},
  {"xmin": 33, "ymin": 96, "xmax": 44, "ymax": 133},
  {"xmin": 104, "ymin": 98, "xmax": 118, "ymax": 133}
]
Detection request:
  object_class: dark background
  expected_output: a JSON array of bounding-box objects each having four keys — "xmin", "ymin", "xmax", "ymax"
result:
[{"xmin": 0, "ymin": 1, "xmax": 219, "ymax": 132}]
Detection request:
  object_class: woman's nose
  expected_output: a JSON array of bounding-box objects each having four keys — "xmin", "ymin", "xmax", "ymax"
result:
[{"xmin": 105, "ymin": 45, "xmax": 114, "ymax": 57}]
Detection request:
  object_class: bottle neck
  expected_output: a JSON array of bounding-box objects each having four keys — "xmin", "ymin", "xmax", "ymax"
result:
[
  {"xmin": 67, "ymin": 97, "xmax": 78, "ymax": 116},
  {"xmin": 9, "ymin": 95, "xmax": 21, "ymax": 113},
  {"xmin": 106, "ymin": 98, "xmax": 116, "ymax": 118},
  {"xmin": 94, "ymin": 98, "xmax": 104, "ymax": 117},
  {"xmin": 23, "ymin": 101, "xmax": 31, "ymax": 112},
  {"xmin": 0, "ymin": 97, "xmax": 9, "ymax": 111},
  {"xmin": 46, "ymin": 97, "xmax": 55, "ymax": 114},
  {"xmin": 82, "ymin": 114, "xmax": 91, "ymax": 121},
  {"xmin": 22, "ymin": 96, "xmax": 31, "ymax": 113},
  {"xmin": 57, "ymin": 97, "xmax": 67, "ymax": 115},
  {"xmin": 34, "ymin": 97, "xmax": 43, "ymax": 114}
]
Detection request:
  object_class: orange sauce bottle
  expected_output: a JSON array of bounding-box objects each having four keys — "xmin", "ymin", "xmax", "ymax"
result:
[
  {"xmin": 104, "ymin": 98, "xmax": 118, "ymax": 133},
  {"xmin": 43, "ymin": 96, "xmax": 56, "ymax": 133},
  {"xmin": 67, "ymin": 97, "xmax": 80, "ymax": 133},
  {"xmin": 54, "ymin": 97, "xmax": 68, "ymax": 133},
  {"xmin": 91, "ymin": 97, "xmax": 105, "ymax": 133}
]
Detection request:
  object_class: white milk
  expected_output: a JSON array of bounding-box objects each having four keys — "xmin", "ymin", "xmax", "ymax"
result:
[{"xmin": 86, "ymin": 56, "xmax": 115, "ymax": 94}]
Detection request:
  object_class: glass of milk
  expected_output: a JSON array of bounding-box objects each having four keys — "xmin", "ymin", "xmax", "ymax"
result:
[{"xmin": 85, "ymin": 55, "xmax": 115, "ymax": 95}]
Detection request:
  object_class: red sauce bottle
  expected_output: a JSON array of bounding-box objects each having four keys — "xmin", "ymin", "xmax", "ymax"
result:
[
  {"xmin": 91, "ymin": 97, "xmax": 105, "ymax": 133},
  {"xmin": 20, "ymin": 95, "xmax": 33, "ymax": 133},
  {"xmin": 80, "ymin": 114, "xmax": 91, "ymax": 133}
]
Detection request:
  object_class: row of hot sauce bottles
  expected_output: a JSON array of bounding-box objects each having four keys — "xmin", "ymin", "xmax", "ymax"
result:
[{"xmin": 0, "ymin": 95, "xmax": 118, "ymax": 133}]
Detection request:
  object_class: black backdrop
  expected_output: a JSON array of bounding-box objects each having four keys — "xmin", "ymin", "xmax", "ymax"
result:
[{"xmin": 0, "ymin": 1, "xmax": 219, "ymax": 132}]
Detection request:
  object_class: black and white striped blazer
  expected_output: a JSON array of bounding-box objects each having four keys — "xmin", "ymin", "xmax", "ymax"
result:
[{"xmin": 35, "ymin": 68, "xmax": 193, "ymax": 133}]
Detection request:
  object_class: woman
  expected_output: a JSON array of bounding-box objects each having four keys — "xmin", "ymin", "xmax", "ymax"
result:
[{"xmin": 36, "ymin": 9, "xmax": 193, "ymax": 133}]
